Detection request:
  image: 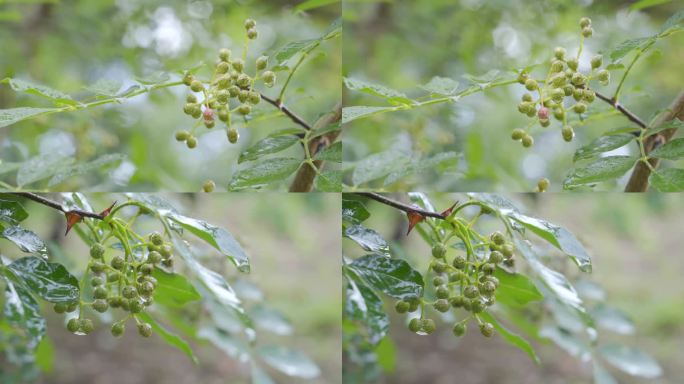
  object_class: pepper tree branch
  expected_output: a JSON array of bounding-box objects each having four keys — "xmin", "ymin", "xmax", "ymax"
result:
[
  {"xmin": 625, "ymin": 91, "xmax": 684, "ymax": 192},
  {"xmin": 594, "ymin": 91, "xmax": 647, "ymax": 132},
  {"xmin": 260, "ymin": 93, "xmax": 312, "ymax": 131},
  {"xmin": 356, "ymin": 192, "xmax": 448, "ymax": 219},
  {"xmin": 12, "ymin": 192, "xmax": 111, "ymax": 220}
]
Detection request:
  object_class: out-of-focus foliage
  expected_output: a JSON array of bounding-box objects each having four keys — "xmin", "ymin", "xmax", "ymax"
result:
[
  {"xmin": 0, "ymin": 0, "xmax": 340, "ymax": 192},
  {"xmin": 343, "ymin": 0, "xmax": 683, "ymax": 192}
]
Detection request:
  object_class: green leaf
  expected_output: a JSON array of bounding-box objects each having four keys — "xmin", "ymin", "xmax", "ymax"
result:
[
  {"xmin": 135, "ymin": 72, "xmax": 170, "ymax": 85},
  {"xmin": 310, "ymin": 122, "xmax": 341, "ymax": 139},
  {"xmin": 599, "ymin": 344, "xmax": 663, "ymax": 378},
  {"xmin": 342, "ymin": 106, "xmax": 394, "ymax": 124},
  {"xmin": 84, "ymin": 79, "xmax": 122, "ymax": 97},
  {"xmin": 610, "ymin": 37, "xmax": 656, "ymax": 62},
  {"xmin": 152, "ymin": 269, "xmax": 201, "ymax": 308},
  {"xmin": 344, "ymin": 225, "xmax": 390, "ymax": 256},
  {"xmin": 137, "ymin": 312, "xmax": 198, "ymax": 363},
  {"xmin": 313, "ymin": 141, "xmax": 341, "ymax": 162},
  {"xmin": 493, "ymin": 269, "xmax": 543, "ymax": 307},
  {"xmin": 649, "ymin": 138, "xmax": 684, "ymax": 160},
  {"xmin": 35, "ymin": 336, "xmax": 55, "ymax": 373},
  {"xmin": 344, "ymin": 78, "xmax": 412, "ymax": 104},
  {"xmin": 273, "ymin": 39, "xmax": 320, "ymax": 65},
  {"xmin": 342, "ymin": 198, "xmax": 369, "ymax": 225},
  {"xmin": 384, "ymin": 152, "xmax": 459, "ymax": 186},
  {"xmin": 347, "ymin": 254, "xmax": 423, "ymax": 300},
  {"xmin": 2, "ymin": 227, "xmax": 47, "ymax": 256},
  {"xmin": 648, "ymin": 168, "xmax": 684, "ymax": 191},
  {"xmin": 573, "ymin": 134, "xmax": 635, "ymax": 162},
  {"xmin": 375, "ymin": 336, "xmax": 396, "ymax": 373},
  {"xmin": 479, "ymin": 311, "xmax": 539, "ymax": 364},
  {"xmin": 5, "ymin": 256, "xmax": 78, "ymax": 302},
  {"xmin": 228, "ymin": 158, "xmax": 301, "ymax": 190},
  {"xmin": 661, "ymin": 9, "xmax": 684, "ymax": 32},
  {"xmin": 351, "ymin": 150, "xmax": 411, "ymax": 186},
  {"xmin": 0, "ymin": 199, "xmax": 28, "ymax": 224},
  {"xmin": 322, "ymin": 17, "xmax": 341, "ymax": 40},
  {"xmin": 344, "ymin": 269, "xmax": 389, "ymax": 345},
  {"xmin": 644, "ymin": 119, "xmax": 683, "ymax": 137},
  {"xmin": 1, "ymin": 78, "xmax": 77, "ymax": 106},
  {"xmin": 2, "ymin": 279, "xmax": 45, "ymax": 350},
  {"xmin": 250, "ymin": 305, "xmax": 293, "ymax": 335},
  {"xmin": 591, "ymin": 304, "xmax": 635, "ymax": 334},
  {"xmin": 420, "ymin": 76, "xmax": 459, "ymax": 96},
  {"xmin": 48, "ymin": 154, "xmax": 126, "ymax": 186},
  {"xmin": 629, "ymin": 0, "xmax": 671, "ymax": 11},
  {"xmin": 314, "ymin": 170, "xmax": 342, "ymax": 192},
  {"xmin": 251, "ymin": 362, "xmax": 276, "ymax": 384},
  {"xmin": 563, "ymin": 156, "xmax": 636, "ymax": 189},
  {"xmin": 197, "ymin": 326, "xmax": 249, "ymax": 360},
  {"xmin": 258, "ymin": 345, "xmax": 320, "ymax": 379},
  {"xmin": 16, "ymin": 154, "xmax": 75, "ymax": 187},
  {"xmin": 462, "ymin": 70, "xmax": 502, "ymax": 88},
  {"xmin": 294, "ymin": 0, "xmax": 338, "ymax": 12},
  {"xmin": 267, "ymin": 127, "xmax": 307, "ymax": 137},
  {"xmin": 539, "ymin": 326, "xmax": 590, "ymax": 360},
  {"xmin": 166, "ymin": 213, "xmax": 250, "ymax": 272},
  {"xmin": 0, "ymin": 107, "xmax": 59, "ymax": 129},
  {"xmin": 507, "ymin": 213, "xmax": 592, "ymax": 272},
  {"xmin": 593, "ymin": 361, "xmax": 618, "ymax": 384},
  {"xmin": 238, "ymin": 135, "xmax": 300, "ymax": 163}
]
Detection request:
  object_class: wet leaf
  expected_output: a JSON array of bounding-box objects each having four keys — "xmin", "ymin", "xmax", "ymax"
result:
[
  {"xmin": 198, "ymin": 326, "xmax": 249, "ymax": 361},
  {"xmin": 649, "ymin": 168, "xmax": 684, "ymax": 191},
  {"xmin": 314, "ymin": 170, "xmax": 342, "ymax": 191},
  {"xmin": 593, "ymin": 361, "xmax": 618, "ymax": 384},
  {"xmin": 238, "ymin": 135, "xmax": 300, "ymax": 163},
  {"xmin": 563, "ymin": 156, "xmax": 636, "ymax": 189},
  {"xmin": 0, "ymin": 107, "xmax": 59, "ymax": 129},
  {"xmin": 573, "ymin": 134, "xmax": 635, "ymax": 162},
  {"xmin": 0, "ymin": 199, "xmax": 28, "ymax": 224},
  {"xmin": 347, "ymin": 254, "xmax": 423, "ymax": 300},
  {"xmin": 420, "ymin": 76, "xmax": 459, "ymax": 96},
  {"xmin": 384, "ymin": 152, "xmax": 459, "ymax": 186},
  {"xmin": 258, "ymin": 345, "xmax": 320, "ymax": 378},
  {"xmin": 343, "ymin": 224, "xmax": 390, "ymax": 256},
  {"xmin": 84, "ymin": 79, "xmax": 122, "ymax": 97},
  {"xmin": 342, "ymin": 106, "xmax": 394, "ymax": 124},
  {"xmin": 6, "ymin": 257, "xmax": 78, "ymax": 302},
  {"xmin": 539, "ymin": 326, "xmax": 590, "ymax": 360},
  {"xmin": 313, "ymin": 141, "xmax": 342, "ymax": 162},
  {"xmin": 649, "ymin": 138, "xmax": 684, "ymax": 160},
  {"xmin": 16, "ymin": 154, "xmax": 75, "ymax": 187},
  {"xmin": 152, "ymin": 269, "xmax": 201, "ymax": 307},
  {"xmin": 251, "ymin": 362, "xmax": 276, "ymax": 384},
  {"xmin": 344, "ymin": 78, "xmax": 412, "ymax": 104},
  {"xmin": 2, "ymin": 278, "xmax": 45, "ymax": 350},
  {"xmin": 479, "ymin": 312, "xmax": 539, "ymax": 363},
  {"xmin": 344, "ymin": 268, "xmax": 389, "ymax": 345},
  {"xmin": 493, "ymin": 268, "xmax": 544, "ymax": 307},
  {"xmin": 48, "ymin": 154, "xmax": 125, "ymax": 186},
  {"xmin": 351, "ymin": 150, "xmax": 411, "ymax": 186},
  {"xmin": 228, "ymin": 158, "xmax": 301, "ymax": 191},
  {"xmin": 591, "ymin": 304, "xmax": 635, "ymax": 334},
  {"xmin": 137, "ymin": 312, "xmax": 197, "ymax": 363},
  {"xmin": 2, "ymin": 226, "xmax": 47, "ymax": 256},
  {"xmin": 342, "ymin": 199, "xmax": 370, "ymax": 225},
  {"xmin": 599, "ymin": 344, "xmax": 662, "ymax": 378},
  {"xmin": 250, "ymin": 305, "xmax": 293, "ymax": 335},
  {"xmin": 610, "ymin": 37, "xmax": 655, "ymax": 62},
  {"xmin": 644, "ymin": 119, "xmax": 684, "ymax": 138},
  {"xmin": 1, "ymin": 78, "xmax": 77, "ymax": 106}
]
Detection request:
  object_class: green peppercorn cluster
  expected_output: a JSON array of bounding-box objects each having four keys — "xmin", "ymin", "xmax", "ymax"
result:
[
  {"xmin": 513, "ymin": 17, "xmax": 610, "ymax": 147},
  {"xmin": 55, "ymin": 232, "xmax": 175, "ymax": 338},
  {"xmin": 393, "ymin": 231, "xmax": 517, "ymax": 339},
  {"xmin": 176, "ymin": 18, "xmax": 276, "ymax": 148}
]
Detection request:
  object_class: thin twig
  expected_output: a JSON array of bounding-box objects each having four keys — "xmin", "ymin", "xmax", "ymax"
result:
[
  {"xmin": 260, "ymin": 93, "xmax": 312, "ymax": 131},
  {"xmin": 11, "ymin": 192, "xmax": 111, "ymax": 220},
  {"xmin": 356, "ymin": 192, "xmax": 447, "ymax": 219},
  {"xmin": 594, "ymin": 91, "xmax": 647, "ymax": 131}
]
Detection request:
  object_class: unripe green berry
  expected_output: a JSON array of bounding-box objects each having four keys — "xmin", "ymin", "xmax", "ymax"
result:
[
  {"xmin": 67, "ymin": 318, "xmax": 80, "ymax": 333},
  {"xmin": 122, "ymin": 285, "xmax": 137, "ymax": 299},
  {"xmin": 216, "ymin": 75, "xmax": 231, "ymax": 89},
  {"xmin": 431, "ymin": 243, "xmax": 447, "ymax": 258},
  {"xmin": 111, "ymin": 322, "xmax": 125, "ymax": 337},
  {"xmin": 129, "ymin": 299, "xmax": 144, "ymax": 313},
  {"xmin": 191, "ymin": 106, "xmax": 202, "ymax": 119},
  {"xmin": 90, "ymin": 243, "xmax": 105, "ymax": 259},
  {"xmin": 489, "ymin": 251, "xmax": 504, "ymax": 264},
  {"xmin": 186, "ymin": 136, "xmax": 198, "ymax": 149},
  {"xmin": 501, "ymin": 244, "xmax": 515, "ymax": 258},
  {"xmin": 598, "ymin": 69, "xmax": 610, "ymax": 83},
  {"xmin": 231, "ymin": 59, "xmax": 245, "ymax": 73},
  {"xmin": 216, "ymin": 61, "xmax": 230, "ymax": 74},
  {"xmin": 482, "ymin": 263, "xmax": 496, "ymax": 275},
  {"xmin": 395, "ymin": 300, "xmax": 410, "ymax": 314},
  {"xmin": 262, "ymin": 71, "xmax": 276, "ymax": 85},
  {"xmin": 137, "ymin": 322, "xmax": 152, "ymax": 337},
  {"xmin": 247, "ymin": 91, "xmax": 261, "ymax": 105},
  {"xmin": 66, "ymin": 302, "xmax": 78, "ymax": 312},
  {"xmin": 462, "ymin": 298, "xmax": 472, "ymax": 311},
  {"xmin": 563, "ymin": 84, "xmax": 574, "ymax": 96},
  {"xmin": 480, "ymin": 322, "xmax": 494, "ymax": 337},
  {"xmin": 204, "ymin": 120, "xmax": 215, "ymax": 129},
  {"xmin": 583, "ymin": 90, "xmax": 596, "ymax": 103},
  {"xmin": 216, "ymin": 90, "xmax": 229, "ymax": 104},
  {"xmin": 524, "ymin": 78, "xmax": 538, "ymax": 91},
  {"xmin": 190, "ymin": 80, "xmax": 203, "ymax": 92},
  {"xmin": 582, "ymin": 26, "xmax": 593, "ymax": 38},
  {"xmin": 471, "ymin": 299, "xmax": 485, "ymax": 313},
  {"xmin": 550, "ymin": 73, "xmax": 566, "ymax": 87},
  {"xmin": 567, "ymin": 58, "xmax": 579, "ymax": 71},
  {"xmin": 554, "ymin": 47, "xmax": 566, "ymax": 60},
  {"xmin": 432, "ymin": 261, "xmax": 447, "ymax": 274},
  {"xmin": 550, "ymin": 60, "xmax": 564, "ymax": 73},
  {"xmin": 202, "ymin": 180, "xmax": 215, "ymax": 193},
  {"xmin": 434, "ymin": 299, "xmax": 450, "ymax": 313},
  {"xmin": 421, "ymin": 319, "xmax": 436, "ymax": 334},
  {"xmin": 186, "ymin": 94, "xmax": 197, "ymax": 103},
  {"xmin": 511, "ymin": 128, "xmax": 525, "ymax": 141},
  {"xmin": 573, "ymin": 102, "xmax": 587, "ymax": 114},
  {"xmin": 92, "ymin": 299, "xmax": 108, "ymax": 313},
  {"xmin": 449, "ymin": 295, "xmax": 465, "ymax": 308},
  {"xmin": 140, "ymin": 263, "xmax": 153, "ymax": 276},
  {"xmin": 464, "ymin": 285, "xmax": 478, "ymax": 299},
  {"xmin": 433, "ymin": 276, "xmax": 445, "ymax": 287},
  {"xmin": 573, "ymin": 88, "xmax": 583, "ymax": 101},
  {"xmin": 94, "ymin": 286, "xmax": 108, "ymax": 300},
  {"xmin": 162, "ymin": 257, "xmax": 174, "ymax": 268},
  {"xmin": 571, "ymin": 73, "xmax": 586, "ymax": 86},
  {"xmin": 522, "ymin": 93, "xmax": 533, "ymax": 102},
  {"xmin": 551, "ymin": 88, "xmax": 565, "ymax": 103},
  {"xmin": 452, "ymin": 256, "xmax": 466, "ymax": 270},
  {"xmin": 408, "ymin": 298, "xmax": 420, "ymax": 312},
  {"xmin": 53, "ymin": 302, "xmax": 66, "ymax": 314},
  {"xmin": 491, "ymin": 231, "xmax": 505, "ymax": 245},
  {"xmin": 436, "ymin": 285, "xmax": 450, "ymax": 299},
  {"xmin": 238, "ymin": 104, "xmax": 251, "ymax": 115},
  {"xmin": 517, "ymin": 71, "xmax": 529, "ymax": 84},
  {"xmin": 147, "ymin": 251, "xmax": 162, "ymax": 265},
  {"xmin": 247, "ymin": 28, "xmax": 258, "ymax": 40},
  {"xmin": 408, "ymin": 318, "xmax": 421, "ymax": 332},
  {"xmin": 244, "ymin": 18, "xmax": 256, "ymax": 30},
  {"xmin": 91, "ymin": 276, "xmax": 104, "ymax": 287},
  {"xmin": 175, "ymin": 130, "xmax": 190, "ymax": 141},
  {"xmin": 256, "ymin": 56, "xmax": 268, "ymax": 70},
  {"xmin": 553, "ymin": 108, "xmax": 565, "ymax": 120},
  {"xmin": 219, "ymin": 48, "xmax": 231, "ymax": 62},
  {"xmin": 580, "ymin": 17, "xmax": 591, "ymax": 28},
  {"xmin": 238, "ymin": 90, "xmax": 249, "ymax": 103},
  {"xmin": 481, "ymin": 281, "xmax": 497, "ymax": 294},
  {"xmin": 591, "ymin": 54, "xmax": 603, "ymax": 69},
  {"xmin": 218, "ymin": 108, "xmax": 229, "ymax": 122},
  {"xmin": 228, "ymin": 85, "xmax": 240, "ymax": 98},
  {"xmin": 537, "ymin": 177, "xmax": 550, "ymax": 192},
  {"xmin": 562, "ymin": 125, "xmax": 575, "ymax": 142},
  {"xmin": 80, "ymin": 319, "xmax": 94, "ymax": 335},
  {"xmin": 138, "ymin": 281, "xmax": 155, "ymax": 295},
  {"xmin": 236, "ymin": 73, "xmax": 250, "ymax": 88},
  {"xmin": 108, "ymin": 296, "xmax": 122, "ymax": 308},
  {"xmin": 453, "ymin": 322, "xmax": 466, "ymax": 337},
  {"xmin": 182, "ymin": 73, "xmax": 194, "ymax": 86},
  {"xmin": 111, "ymin": 255, "xmax": 125, "ymax": 270}
]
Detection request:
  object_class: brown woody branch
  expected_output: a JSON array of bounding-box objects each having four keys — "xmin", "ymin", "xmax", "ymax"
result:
[
  {"xmin": 289, "ymin": 103, "xmax": 342, "ymax": 192},
  {"xmin": 625, "ymin": 91, "xmax": 684, "ymax": 192},
  {"xmin": 11, "ymin": 192, "xmax": 112, "ymax": 220},
  {"xmin": 355, "ymin": 192, "xmax": 448, "ymax": 219},
  {"xmin": 594, "ymin": 91, "xmax": 647, "ymax": 132},
  {"xmin": 260, "ymin": 93, "xmax": 312, "ymax": 131}
]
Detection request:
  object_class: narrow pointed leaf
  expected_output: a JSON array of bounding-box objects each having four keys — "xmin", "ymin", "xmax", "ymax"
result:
[
  {"xmin": 649, "ymin": 168, "xmax": 684, "ymax": 191},
  {"xmin": 238, "ymin": 135, "xmax": 300, "ymax": 163},
  {"xmin": 347, "ymin": 254, "xmax": 423, "ymax": 300}
]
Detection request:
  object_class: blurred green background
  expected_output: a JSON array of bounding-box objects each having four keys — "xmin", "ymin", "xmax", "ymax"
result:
[
  {"xmin": 0, "ymin": 193, "xmax": 341, "ymax": 384},
  {"xmin": 0, "ymin": 0, "xmax": 340, "ymax": 191},
  {"xmin": 343, "ymin": 0, "xmax": 684, "ymax": 191},
  {"xmin": 343, "ymin": 192, "xmax": 684, "ymax": 383}
]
